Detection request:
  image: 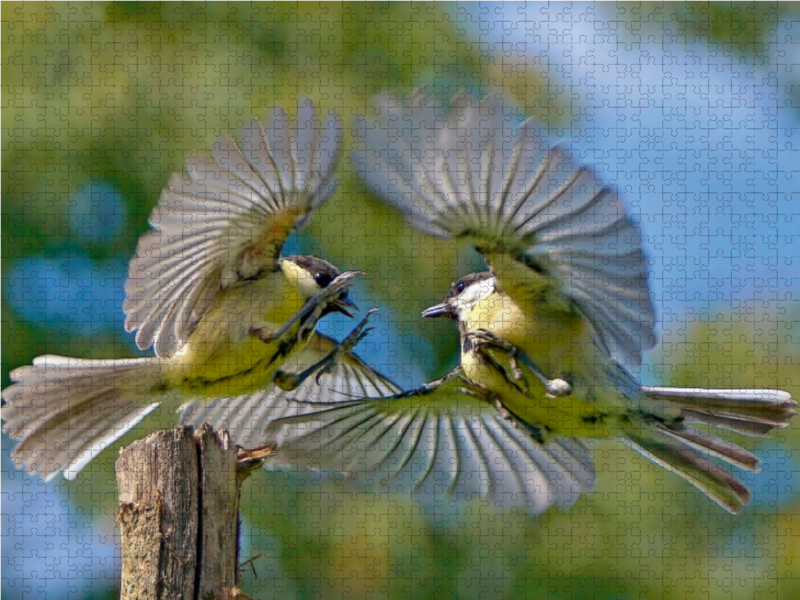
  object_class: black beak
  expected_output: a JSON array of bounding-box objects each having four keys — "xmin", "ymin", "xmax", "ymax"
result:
[
  {"xmin": 331, "ymin": 295, "xmax": 358, "ymax": 319},
  {"xmin": 421, "ymin": 302, "xmax": 452, "ymax": 319}
]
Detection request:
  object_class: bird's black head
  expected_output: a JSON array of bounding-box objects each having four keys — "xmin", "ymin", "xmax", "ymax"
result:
[{"xmin": 282, "ymin": 255, "xmax": 358, "ymax": 318}]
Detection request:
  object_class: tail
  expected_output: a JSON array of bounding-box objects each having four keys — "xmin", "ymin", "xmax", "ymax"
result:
[
  {"xmin": 1, "ymin": 355, "xmax": 163, "ymax": 481},
  {"xmin": 625, "ymin": 387, "xmax": 796, "ymax": 514}
]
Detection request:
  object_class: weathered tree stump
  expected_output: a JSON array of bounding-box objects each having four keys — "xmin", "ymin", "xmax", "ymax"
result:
[{"xmin": 115, "ymin": 425, "xmax": 273, "ymax": 600}]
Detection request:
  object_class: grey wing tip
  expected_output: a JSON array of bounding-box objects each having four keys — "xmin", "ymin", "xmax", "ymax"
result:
[{"xmin": 123, "ymin": 318, "xmax": 137, "ymax": 334}]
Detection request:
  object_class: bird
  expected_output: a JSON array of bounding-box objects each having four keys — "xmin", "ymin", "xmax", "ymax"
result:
[
  {"xmin": 266, "ymin": 91, "xmax": 796, "ymax": 514},
  {"xmin": 418, "ymin": 272, "xmax": 796, "ymax": 513},
  {"xmin": 1, "ymin": 98, "xmax": 398, "ymax": 481}
]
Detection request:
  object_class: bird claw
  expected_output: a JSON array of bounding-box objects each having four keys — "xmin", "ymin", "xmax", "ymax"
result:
[
  {"xmin": 251, "ymin": 327, "xmax": 276, "ymax": 344},
  {"xmin": 274, "ymin": 308, "xmax": 378, "ymax": 391},
  {"xmin": 313, "ymin": 308, "xmax": 378, "ymax": 383},
  {"xmin": 508, "ymin": 355, "xmax": 525, "ymax": 387},
  {"xmin": 469, "ymin": 328, "xmax": 515, "ymax": 350},
  {"xmin": 469, "ymin": 330, "xmax": 529, "ymax": 392},
  {"xmin": 469, "ymin": 330, "xmax": 573, "ymax": 398},
  {"xmin": 296, "ymin": 307, "xmax": 324, "ymax": 344}
]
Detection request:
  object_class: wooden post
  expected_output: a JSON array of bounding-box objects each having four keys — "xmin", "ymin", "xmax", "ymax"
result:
[{"xmin": 115, "ymin": 425, "xmax": 273, "ymax": 600}]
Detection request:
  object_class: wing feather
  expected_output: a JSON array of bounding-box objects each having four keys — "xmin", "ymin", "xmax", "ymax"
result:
[
  {"xmin": 354, "ymin": 91, "xmax": 656, "ymax": 365},
  {"xmin": 268, "ymin": 369, "xmax": 595, "ymax": 512},
  {"xmin": 488, "ymin": 416, "xmax": 552, "ymax": 503},
  {"xmin": 125, "ymin": 98, "xmax": 342, "ymax": 357}
]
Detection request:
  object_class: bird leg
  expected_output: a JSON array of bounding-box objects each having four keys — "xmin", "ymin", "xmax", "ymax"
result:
[
  {"xmin": 456, "ymin": 374, "xmax": 519, "ymax": 427},
  {"xmin": 468, "ymin": 329, "xmax": 526, "ymax": 383},
  {"xmin": 250, "ymin": 302, "xmax": 322, "ymax": 361},
  {"xmin": 469, "ymin": 329, "xmax": 572, "ymax": 398},
  {"xmin": 274, "ymin": 308, "xmax": 378, "ymax": 392}
]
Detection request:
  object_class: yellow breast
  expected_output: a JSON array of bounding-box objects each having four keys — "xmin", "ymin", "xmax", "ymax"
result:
[
  {"xmin": 463, "ymin": 347, "xmax": 624, "ymax": 438},
  {"xmin": 170, "ymin": 272, "xmax": 310, "ymax": 397},
  {"xmin": 465, "ymin": 291, "xmax": 586, "ymax": 378},
  {"xmin": 461, "ymin": 291, "xmax": 627, "ymax": 438}
]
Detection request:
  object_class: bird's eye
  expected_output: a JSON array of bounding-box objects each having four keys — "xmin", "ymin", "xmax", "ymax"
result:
[
  {"xmin": 456, "ymin": 282, "xmax": 466, "ymax": 294},
  {"xmin": 314, "ymin": 272, "xmax": 332, "ymax": 288}
]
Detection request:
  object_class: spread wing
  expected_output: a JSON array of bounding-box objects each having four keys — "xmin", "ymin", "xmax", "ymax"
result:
[
  {"xmin": 354, "ymin": 91, "xmax": 655, "ymax": 366},
  {"xmin": 266, "ymin": 368, "xmax": 595, "ymax": 512},
  {"xmin": 178, "ymin": 333, "xmax": 400, "ymax": 450},
  {"xmin": 125, "ymin": 98, "xmax": 342, "ymax": 357}
]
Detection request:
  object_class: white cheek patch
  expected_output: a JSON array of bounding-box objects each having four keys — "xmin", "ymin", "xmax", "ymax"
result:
[
  {"xmin": 454, "ymin": 278, "xmax": 496, "ymax": 317},
  {"xmin": 280, "ymin": 260, "xmax": 320, "ymax": 299},
  {"xmin": 297, "ymin": 277, "xmax": 322, "ymax": 299}
]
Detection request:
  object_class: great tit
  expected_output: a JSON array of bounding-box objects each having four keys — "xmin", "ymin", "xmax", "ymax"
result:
[
  {"xmin": 2, "ymin": 99, "xmax": 397, "ymax": 481},
  {"xmin": 421, "ymin": 272, "xmax": 795, "ymax": 513},
  {"xmin": 299, "ymin": 90, "xmax": 795, "ymax": 514}
]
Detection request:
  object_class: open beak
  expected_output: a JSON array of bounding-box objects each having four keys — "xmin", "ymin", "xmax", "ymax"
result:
[
  {"xmin": 331, "ymin": 295, "xmax": 358, "ymax": 319},
  {"xmin": 421, "ymin": 301, "xmax": 452, "ymax": 319},
  {"xmin": 315, "ymin": 271, "xmax": 363, "ymax": 319}
]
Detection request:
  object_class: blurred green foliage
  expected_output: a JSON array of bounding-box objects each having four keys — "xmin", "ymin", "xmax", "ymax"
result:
[
  {"xmin": 664, "ymin": 2, "xmax": 786, "ymax": 53},
  {"xmin": 2, "ymin": 3, "xmax": 799, "ymax": 599}
]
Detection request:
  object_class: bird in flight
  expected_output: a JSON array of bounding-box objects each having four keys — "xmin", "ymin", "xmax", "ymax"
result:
[{"xmin": 2, "ymin": 99, "xmax": 397, "ymax": 481}]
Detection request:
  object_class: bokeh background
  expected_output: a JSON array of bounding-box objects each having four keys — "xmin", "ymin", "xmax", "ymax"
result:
[{"xmin": 3, "ymin": 2, "xmax": 800, "ymax": 598}]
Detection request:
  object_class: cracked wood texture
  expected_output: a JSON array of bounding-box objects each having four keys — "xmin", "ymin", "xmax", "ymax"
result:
[{"xmin": 116, "ymin": 425, "xmax": 239, "ymax": 600}]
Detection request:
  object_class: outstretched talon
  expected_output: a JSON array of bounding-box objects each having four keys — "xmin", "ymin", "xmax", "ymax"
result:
[
  {"xmin": 469, "ymin": 329, "xmax": 573, "ymax": 398},
  {"xmin": 294, "ymin": 300, "xmax": 328, "ymax": 345},
  {"xmin": 506, "ymin": 354, "xmax": 524, "ymax": 383},
  {"xmin": 251, "ymin": 327, "xmax": 277, "ymax": 345},
  {"xmin": 313, "ymin": 307, "xmax": 378, "ymax": 384},
  {"xmin": 274, "ymin": 308, "xmax": 379, "ymax": 392},
  {"xmin": 455, "ymin": 374, "xmax": 494, "ymax": 399},
  {"xmin": 251, "ymin": 300, "xmax": 328, "ymax": 362}
]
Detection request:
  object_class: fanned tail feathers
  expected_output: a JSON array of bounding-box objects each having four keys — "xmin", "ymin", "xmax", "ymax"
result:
[
  {"xmin": 1, "ymin": 355, "xmax": 162, "ymax": 481},
  {"xmin": 627, "ymin": 386, "xmax": 797, "ymax": 513},
  {"xmin": 624, "ymin": 426, "xmax": 752, "ymax": 514},
  {"xmin": 642, "ymin": 386, "xmax": 796, "ymax": 436}
]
